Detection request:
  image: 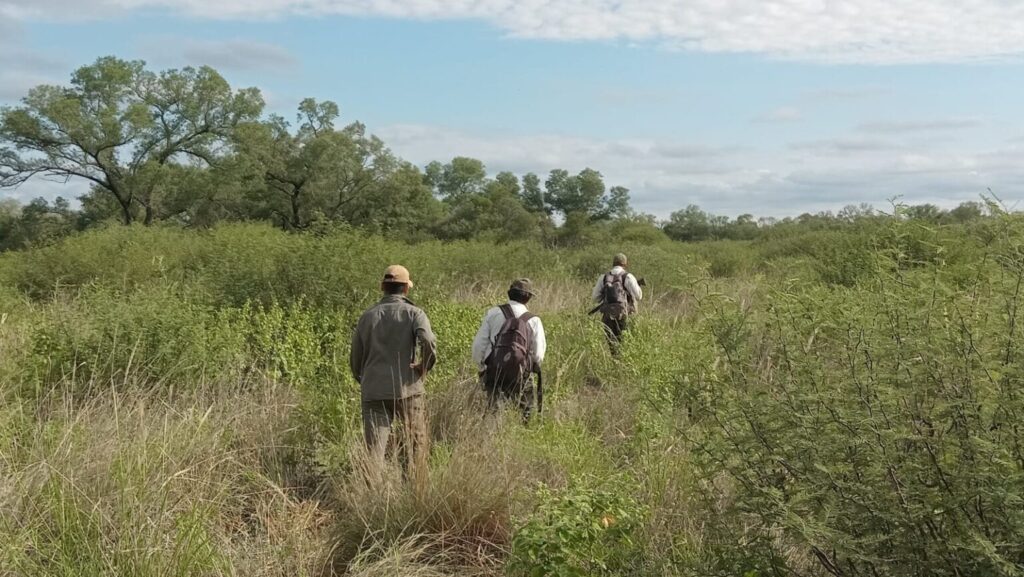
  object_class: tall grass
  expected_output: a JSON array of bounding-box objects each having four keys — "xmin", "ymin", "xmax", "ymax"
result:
[{"xmin": 2, "ymin": 217, "xmax": 1024, "ymax": 575}]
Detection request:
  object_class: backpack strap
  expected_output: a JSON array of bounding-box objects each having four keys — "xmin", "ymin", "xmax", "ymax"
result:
[{"xmin": 499, "ymin": 304, "xmax": 535, "ymax": 323}]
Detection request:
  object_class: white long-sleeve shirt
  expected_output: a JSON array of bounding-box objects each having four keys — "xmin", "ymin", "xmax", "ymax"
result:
[
  {"xmin": 592, "ymin": 266, "xmax": 643, "ymax": 309},
  {"xmin": 471, "ymin": 302, "xmax": 546, "ymax": 370}
]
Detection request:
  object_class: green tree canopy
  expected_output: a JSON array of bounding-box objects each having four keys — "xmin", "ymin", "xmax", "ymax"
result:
[
  {"xmin": 0, "ymin": 56, "xmax": 264, "ymax": 224},
  {"xmin": 230, "ymin": 99, "xmax": 398, "ymax": 230}
]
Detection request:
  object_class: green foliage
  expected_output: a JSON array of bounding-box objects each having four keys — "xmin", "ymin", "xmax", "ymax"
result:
[
  {"xmin": 0, "ymin": 197, "xmax": 77, "ymax": 250},
  {"xmin": 510, "ymin": 478, "xmax": 645, "ymax": 577},
  {"xmin": 691, "ymin": 240, "xmax": 756, "ymax": 278},
  {"xmin": 685, "ymin": 217, "xmax": 1024, "ymax": 575},
  {"xmin": 0, "ymin": 56, "xmax": 263, "ymax": 225},
  {"xmin": 5, "ymin": 210, "xmax": 1024, "ymax": 576},
  {"xmin": 23, "ymin": 286, "xmax": 246, "ymax": 392}
]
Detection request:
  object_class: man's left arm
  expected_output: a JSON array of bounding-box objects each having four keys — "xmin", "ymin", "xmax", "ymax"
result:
[
  {"xmin": 349, "ymin": 317, "xmax": 366, "ymax": 383},
  {"xmin": 592, "ymin": 275, "xmax": 605, "ymax": 302}
]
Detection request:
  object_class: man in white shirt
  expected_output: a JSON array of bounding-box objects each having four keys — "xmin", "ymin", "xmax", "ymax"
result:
[
  {"xmin": 472, "ymin": 278, "xmax": 547, "ymax": 421},
  {"xmin": 591, "ymin": 253, "xmax": 642, "ymax": 354}
]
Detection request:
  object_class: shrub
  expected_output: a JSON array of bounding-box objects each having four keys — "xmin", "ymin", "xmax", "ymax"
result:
[
  {"xmin": 690, "ymin": 252, "xmax": 1024, "ymax": 576},
  {"xmin": 509, "ymin": 477, "xmax": 645, "ymax": 577}
]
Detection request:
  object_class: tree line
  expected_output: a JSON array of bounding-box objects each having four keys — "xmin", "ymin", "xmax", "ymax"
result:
[{"xmin": 0, "ymin": 56, "xmax": 993, "ymax": 252}]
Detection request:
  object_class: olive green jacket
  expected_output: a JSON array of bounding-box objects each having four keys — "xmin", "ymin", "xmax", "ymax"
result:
[{"xmin": 350, "ymin": 295, "xmax": 437, "ymax": 401}]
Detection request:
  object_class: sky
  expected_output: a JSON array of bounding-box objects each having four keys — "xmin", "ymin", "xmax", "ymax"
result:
[{"xmin": 2, "ymin": 0, "xmax": 1024, "ymax": 218}]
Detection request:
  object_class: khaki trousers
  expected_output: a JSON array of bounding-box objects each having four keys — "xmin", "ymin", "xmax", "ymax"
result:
[{"xmin": 361, "ymin": 394, "xmax": 428, "ymax": 471}]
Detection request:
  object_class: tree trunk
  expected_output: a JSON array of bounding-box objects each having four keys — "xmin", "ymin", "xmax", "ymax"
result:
[
  {"xmin": 291, "ymin": 190, "xmax": 302, "ymax": 230},
  {"xmin": 119, "ymin": 198, "xmax": 133, "ymax": 225},
  {"xmin": 106, "ymin": 176, "xmax": 134, "ymax": 225}
]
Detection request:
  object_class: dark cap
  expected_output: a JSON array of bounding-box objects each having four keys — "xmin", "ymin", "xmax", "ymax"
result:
[{"xmin": 510, "ymin": 278, "xmax": 535, "ymax": 296}]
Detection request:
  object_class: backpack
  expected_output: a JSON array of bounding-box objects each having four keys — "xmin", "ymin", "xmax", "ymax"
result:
[
  {"xmin": 600, "ymin": 272, "xmax": 630, "ymax": 320},
  {"xmin": 484, "ymin": 304, "xmax": 536, "ymax": 393}
]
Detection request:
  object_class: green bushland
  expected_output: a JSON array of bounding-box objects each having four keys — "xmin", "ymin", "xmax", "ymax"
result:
[{"xmin": 2, "ymin": 213, "xmax": 1023, "ymax": 576}]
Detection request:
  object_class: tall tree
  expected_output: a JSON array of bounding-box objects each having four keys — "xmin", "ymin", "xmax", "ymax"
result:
[
  {"xmin": 0, "ymin": 57, "xmax": 263, "ymax": 224},
  {"xmin": 604, "ymin": 185, "xmax": 632, "ymax": 219},
  {"xmin": 520, "ymin": 172, "xmax": 549, "ymax": 215},
  {"xmin": 494, "ymin": 171, "xmax": 521, "ymax": 197},
  {"xmin": 345, "ymin": 162, "xmax": 445, "ymax": 236},
  {"xmin": 425, "ymin": 157, "xmax": 488, "ymax": 201},
  {"xmin": 946, "ymin": 201, "xmax": 985, "ymax": 223},
  {"xmin": 429, "ymin": 161, "xmax": 540, "ymax": 241},
  {"xmin": 545, "ymin": 168, "xmax": 615, "ymax": 220},
  {"xmin": 233, "ymin": 99, "xmax": 397, "ymax": 230},
  {"xmin": 664, "ymin": 204, "xmax": 714, "ymax": 242},
  {"xmin": 904, "ymin": 203, "xmax": 943, "ymax": 222}
]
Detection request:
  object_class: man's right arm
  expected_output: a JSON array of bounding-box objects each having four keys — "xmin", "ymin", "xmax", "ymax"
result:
[
  {"xmin": 592, "ymin": 275, "xmax": 605, "ymax": 302},
  {"xmin": 349, "ymin": 315, "xmax": 366, "ymax": 383},
  {"xmin": 471, "ymin": 309, "xmax": 494, "ymax": 368}
]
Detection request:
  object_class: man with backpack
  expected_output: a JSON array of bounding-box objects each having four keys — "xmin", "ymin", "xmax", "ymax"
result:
[
  {"xmin": 350, "ymin": 265, "xmax": 437, "ymax": 471},
  {"xmin": 471, "ymin": 279, "xmax": 547, "ymax": 422},
  {"xmin": 591, "ymin": 253, "xmax": 643, "ymax": 355}
]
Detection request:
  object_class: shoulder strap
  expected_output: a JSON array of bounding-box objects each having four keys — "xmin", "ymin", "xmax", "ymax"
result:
[
  {"xmin": 519, "ymin": 312, "xmax": 536, "ymax": 324},
  {"xmin": 498, "ymin": 304, "xmax": 514, "ymax": 320}
]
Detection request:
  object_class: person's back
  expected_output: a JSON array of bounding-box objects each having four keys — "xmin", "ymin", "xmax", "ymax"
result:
[
  {"xmin": 350, "ymin": 265, "xmax": 436, "ymax": 469},
  {"xmin": 472, "ymin": 279, "xmax": 546, "ymax": 421},
  {"xmin": 355, "ymin": 295, "xmax": 434, "ymax": 401},
  {"xmin": 592, "ymin": 253, "xmax": 642, "ymax": 354}
]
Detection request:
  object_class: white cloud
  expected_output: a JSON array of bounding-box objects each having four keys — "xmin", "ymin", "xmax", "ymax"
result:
[
  {"xmin": 376, "ymin": 123, "xmax": 1021, "ymax": 217},
  {"xmin": 789, "ymin": 137, "xmax": 899, "ymax": 153},
  {"xmin": 856, "ymin": 118, "xmax": 984, "ymax": 134},
  {"xmin": 0, "ymin": 177, "xmax": 89, "ymax": 205},
  {"xmin": 755, "ymin": 106, "xmax": 802, "ymax": 123},
  {"xmin": 0, "ymin": 20, "xmax": 67, "ymax": 103},
  {"xmin": 134, "ymin": 36, "xmax": 299, "ymax": 73},
  {"xmin": 179, "ymin": 38, "xmax": 299, "ymax": 72},
  {"xmin": 802, "ymin": 86, "xmax": 884, "ymax": 101},
  {"xmin": 6, "ymin": 0, "xmax": 1024, "ymax": 64}
]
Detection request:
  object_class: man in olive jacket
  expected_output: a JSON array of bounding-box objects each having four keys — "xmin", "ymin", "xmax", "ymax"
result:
[{"xmin": 350, "ymin": 265, "xmax": 437, "ymax": 469}]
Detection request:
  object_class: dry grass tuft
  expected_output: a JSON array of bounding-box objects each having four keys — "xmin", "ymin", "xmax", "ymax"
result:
[
  {"xmin": 327, "ymin": 408, "xmax": 519, "ymax": 575},
  {"xmin": 0, "ymin": 379, "xmax": 334, "ymax": 577}
]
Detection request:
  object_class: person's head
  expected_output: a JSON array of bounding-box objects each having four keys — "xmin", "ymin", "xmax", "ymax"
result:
[
  {"xmin": 507, "ymin": 278, "xmax": 535, "ymax": 304},
  {"xmin": 613, "ymin": 253, "xmax": 628, "ymax": 268},
  {"xmin": 381, "ymin": 265, "xmax": 413, "ymax": 296}
]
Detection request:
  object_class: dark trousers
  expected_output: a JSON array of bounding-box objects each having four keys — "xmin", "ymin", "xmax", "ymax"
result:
[
  {"xmin": 602, "ymin": 315, "xmax": 628, "ymax": 355},
  {"xmin": 362, "ymin": 395, "xmax": 428, "ymax": 472},
  {"xmin": 483, "ymin": 379, "xmax": 535, "ymax": 423}
]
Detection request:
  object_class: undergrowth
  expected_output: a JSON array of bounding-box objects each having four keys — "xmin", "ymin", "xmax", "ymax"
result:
[{"xmin": 2, "ymin": 214, "xmax": 1023, "ymax": 576}]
